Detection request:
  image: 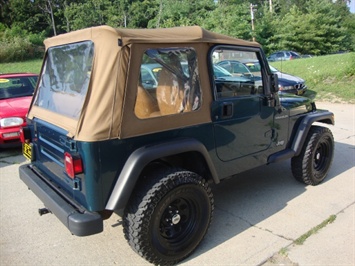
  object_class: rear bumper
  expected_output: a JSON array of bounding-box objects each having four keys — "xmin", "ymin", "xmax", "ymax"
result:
[
  {"xmin": 19, "ymin": 164, "xmax": 103, "ymax": 236},
  {"xmin": 0, "ymin": 127, "xmax": 21, "ymax": 148}
]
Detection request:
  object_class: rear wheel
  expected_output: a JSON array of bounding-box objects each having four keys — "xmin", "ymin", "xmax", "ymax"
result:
[
  {"xmin": 291, "ymin": 126, "xmax": 334, "ymax": 185},
  {"xmin": 123, "ymin": 168, "xmax": 214, "ymax": 265}
]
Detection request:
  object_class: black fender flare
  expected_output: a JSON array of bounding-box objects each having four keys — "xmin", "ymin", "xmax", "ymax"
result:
[
  {"xmin": 268, "ymin": 110, "xmax": 334, "ymax": 163},
  {"xmin": 105, "ymin": 138, "xmax": 219, "ymax": 211},
  {"xmin": 292, "ymin": 110, "xmax": 334, "ymax": 156}
]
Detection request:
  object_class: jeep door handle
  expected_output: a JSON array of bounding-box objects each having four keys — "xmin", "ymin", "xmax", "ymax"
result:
[{"xmin": 221, "ymin": 102, "xmax": 233, "ymax": 118}]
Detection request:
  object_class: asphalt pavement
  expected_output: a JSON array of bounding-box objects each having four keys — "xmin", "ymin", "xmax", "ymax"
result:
[{"xmin": 0, "ymin": 102, "xmax": 354, "ymax": 266}]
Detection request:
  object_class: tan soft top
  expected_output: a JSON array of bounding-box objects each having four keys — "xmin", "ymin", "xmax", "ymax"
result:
[
  {"xmin": 44, "ymin": 25, "xmax": 259, "ymax": 47},
  {"xmin": 28, "ymin": 26, "xmax": 260, "ymax": 141}
]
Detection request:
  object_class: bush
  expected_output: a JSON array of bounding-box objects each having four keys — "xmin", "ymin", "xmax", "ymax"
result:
[
  {"xmin": 0, "ymin": 24, "xmax": 45, "ymax": 62},
  {"xmin": 0, "ymin": 38, "xmax": 43, "ymax": 62}
]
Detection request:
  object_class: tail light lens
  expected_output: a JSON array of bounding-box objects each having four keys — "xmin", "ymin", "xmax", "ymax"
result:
[
  {"xmin": 64, "ymin": 152, "xmax": 83, "ymax": 179},
  {"xmin": 19, "ymin": 127, "xmax": 31, "ymax": 143}
]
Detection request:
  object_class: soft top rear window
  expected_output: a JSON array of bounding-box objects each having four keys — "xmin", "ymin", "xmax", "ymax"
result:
[{"xmin": 34, "ymin": 41, "xmax": 94, "ymax": 120}]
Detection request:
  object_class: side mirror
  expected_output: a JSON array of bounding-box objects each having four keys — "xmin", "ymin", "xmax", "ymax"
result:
[{"xmin": 270, "ymin": 73, "xmax": 279, "ymax": 93}]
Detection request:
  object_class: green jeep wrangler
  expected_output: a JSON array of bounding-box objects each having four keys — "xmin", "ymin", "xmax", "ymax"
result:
[{"xmin": 19, "ymin": 26, "xmax": 334, "ymax": 265}]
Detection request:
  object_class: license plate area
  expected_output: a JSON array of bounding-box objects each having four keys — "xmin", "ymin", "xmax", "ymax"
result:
[
  {"xmin": 3, "ymin": 132, "xmax": 20, "ymax": 139},
  {"xmin": 23, "ymin": 142, "xmax": 33, "ymax": 161}
]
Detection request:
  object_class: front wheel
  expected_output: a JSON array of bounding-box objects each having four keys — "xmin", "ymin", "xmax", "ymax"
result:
[
  {"xmin": 123, "ymin": 169, "xmax": 214, "ymax": 265},
  {"xmin": 291, "ymin": 126, "xmax": 334, "ymax": 185}
]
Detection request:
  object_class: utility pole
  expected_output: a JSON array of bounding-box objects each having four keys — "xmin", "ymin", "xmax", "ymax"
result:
[
  {"xmin": 250, "ymin": 3, "xmax": 257, "ymax": 42},
  {"xmin": 156, "ymin": 0, "xmax": 163, "ymax": 28}
]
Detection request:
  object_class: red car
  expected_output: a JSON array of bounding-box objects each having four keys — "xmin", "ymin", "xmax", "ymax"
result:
[{"xmin": 0, "ymin": 73, "xmax": 38, "ymax": 148}]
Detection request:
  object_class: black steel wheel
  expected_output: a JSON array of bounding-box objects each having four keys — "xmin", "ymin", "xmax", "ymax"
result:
[
  {"xmin": 291, "ymin": 126, "xmax": 334, "ymax": 185},
  {"xmin": 123, "ymin": 168, "xmax": 214, "ymax": 265}
]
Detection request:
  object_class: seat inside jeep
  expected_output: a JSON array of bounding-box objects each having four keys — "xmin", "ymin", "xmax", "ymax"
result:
[{"xmin": 134, "ymin": 85, "xmax": 159, "ymax": 118}]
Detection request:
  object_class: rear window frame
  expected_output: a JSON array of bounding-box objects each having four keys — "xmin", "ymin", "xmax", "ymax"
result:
[{"xmin": 33, "ymin": 41, "xmax": 94, "ymax": 120}]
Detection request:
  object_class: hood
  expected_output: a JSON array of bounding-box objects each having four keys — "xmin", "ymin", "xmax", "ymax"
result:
[
  {"xmin": 279, "ymin": 94, "xmax": 312, "ymax": 110},
  {"xmin": 275, "ymin": 71, "xmax": 304, "ymax": 85},
  {"xmin": 0, "ymin": 96, "xmax": 32, "ymax": 118},
  {"xmin": 216, "ymin": 76, "xmax": 250, "ymax": 82}
]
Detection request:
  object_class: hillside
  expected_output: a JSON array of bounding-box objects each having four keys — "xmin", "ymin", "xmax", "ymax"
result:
[{"xmin": 271, "ymin": 53, "xmax": 355, "ymax": 104}]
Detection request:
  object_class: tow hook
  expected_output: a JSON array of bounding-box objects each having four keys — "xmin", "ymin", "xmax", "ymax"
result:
[{"xmin": 38, "ymin": 208, "xmax": 51, "ymax": 216}]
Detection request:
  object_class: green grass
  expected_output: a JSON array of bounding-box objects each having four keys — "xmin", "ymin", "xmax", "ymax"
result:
[
  {"xmin": 271, "ymin": 53, "xmax": 355, "ymax": 103},
  {"xmin": 0, "ymin": 59, "xmax": 42, "ymax": 74},
  {"xmin": 270, "ymin": 215, "xmax": 337, "ymax": 265},
  {"xmin": 1, "ymin": 53, "xmax": 354, "ymax": 103},
  {"xmin": 294, "ymin": 215, "xmax": 337, "ymax": 245}
]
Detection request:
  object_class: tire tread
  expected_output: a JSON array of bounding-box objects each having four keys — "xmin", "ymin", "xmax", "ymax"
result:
[
  {"xmin": 123, "ymin": 168, "xmax": 213, "ymax": 265},
  {"xmin": 291, "ymin": 126, "xmax": 334, "ymax": 185}
]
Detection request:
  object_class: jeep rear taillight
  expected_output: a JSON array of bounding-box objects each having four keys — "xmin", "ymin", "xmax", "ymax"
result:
[
  {"xmin": 19, "ymin": 127, "xmax": 31, "ymax": 143},
  {"xmin": 64, "ymin": 152, "xmax": 83, "ymax": 179}
]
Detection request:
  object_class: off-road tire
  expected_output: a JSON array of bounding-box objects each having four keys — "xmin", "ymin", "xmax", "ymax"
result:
[
  {"xmin": 291, "ymin": 126, "xmax": 334, "ymax": 185},
  {"xmin": 123, "ymin": 168, "xmax": 214, "ymax": 265}
]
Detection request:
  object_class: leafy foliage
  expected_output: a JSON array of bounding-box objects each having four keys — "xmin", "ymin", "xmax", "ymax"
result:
[
  {"xmin": 0, "ymin": 23, "xmax": 45, "ymax": 62},
  {"xmin": 265, "ymin": 0, "xmax": 352, "ymax": 55},
  {"xmin": 201, "ymin": 2, "xmax": 252, "ymax": 40},
  {"xmin": 0, "ymin": 0, "xmax": 354, "ymax": 61}
]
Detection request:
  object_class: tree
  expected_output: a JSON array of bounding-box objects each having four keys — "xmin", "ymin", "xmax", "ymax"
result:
[
  {"xmin": 2, "ymin": 0, "xmax": 46, "ymax": 33},
  {"xmin": 201, "ymin": 1, "xmax": 252, "ymax": 40},
  {"xmin": 147, "ymin": 0, "xmax": 215, "ymax": 28},
  {"xmin": 1, "ymin": 0, "xmax": 354, "ymax": 59},
  {"xmin": 273, "ymin": 0, "xmax": 348, "ymax": 55},
  {"xmin": 64, "ymin": 0, "xmax": 115, "ymax": 30},
  {"xmin": 255, "ymin": 3, "xmax": 281, "ymax": 54},
  {"xmin": 37, "ymin": 0, "xmax": 57, "ymax": 35},
  {"xmin": 0, "ymin": 0, "xmax": 11, "ymax": 26},
  {"xmin": 128, "ymin": 0, "xmax": 159, "ymax": 28}
]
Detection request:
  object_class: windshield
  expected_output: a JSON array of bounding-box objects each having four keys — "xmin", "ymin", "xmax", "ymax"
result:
[
  {"xmin": 34, "ymin": 41, "xmax": 94, "ymax": 120},
  {"xmin": 0, "ymin": 76, "xmax": 37, "ymax": 100},
  {"xmin": 213, "ymin": 65, "xmax": 233, "ymax": 78},
  {"xmin": 244, "ymin": 61, "xmax": 278, "ymax": 73},
  {"xmin": 269, "ymin": 65, "xmax": 278, "ymax": 73}
]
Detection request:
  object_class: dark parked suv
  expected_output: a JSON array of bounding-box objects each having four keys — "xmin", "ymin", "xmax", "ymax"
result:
[
  {"xmin": 241, "ymin": 61, "xmax": 307, "ymax": 95},
  {"xmin": 19, "ymin": 26, "xmax": 334, "ymax": 265},
  {"xmin": 268, "ymin": 50, "xmax": 301, "ymax": 61}
]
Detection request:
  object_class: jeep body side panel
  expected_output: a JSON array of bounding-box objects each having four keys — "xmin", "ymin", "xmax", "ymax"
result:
[
  {"xmin": 28, "ymin": 118, "xmax": 114, "ymax": 211},
  {"xmin": 208, "ymin": 45, "xmax": 283, "ymax": 175},
  {"xmin": 211, "ymin": 95, "xmax": 275, "ymax": 161},
  {"xmin": 27, "ymin": 117, "xmax": 217, "ymax": 211},
  {"xmin": 105, "ymin": 138, "xmax": 219, "ymax": 211},
  {"xmin": 267, "ymin": 110, "xmax": 334, "ymax": 163}
]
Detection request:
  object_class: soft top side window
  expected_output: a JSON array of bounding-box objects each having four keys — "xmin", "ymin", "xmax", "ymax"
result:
[{"xmin": 135, "ymin": 47, "xmax": 201, "ymax": 119}]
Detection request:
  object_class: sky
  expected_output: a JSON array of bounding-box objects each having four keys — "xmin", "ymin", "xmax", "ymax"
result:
[{"xmin": 348, "ymin": 0, "xmax": 355, "ymax": 13}]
